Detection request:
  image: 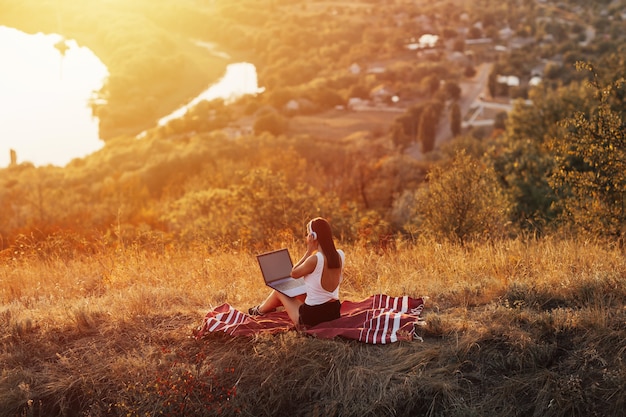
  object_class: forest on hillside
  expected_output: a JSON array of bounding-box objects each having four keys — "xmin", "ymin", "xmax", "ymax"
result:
[{"xmin": 0, "ymin": 0, "xmax": 625, "ymax": 252}]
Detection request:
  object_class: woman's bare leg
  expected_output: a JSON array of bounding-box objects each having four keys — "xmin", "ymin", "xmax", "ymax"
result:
[
  {"xmin": 258, "ymin": 290, "xmax": 283, "ymax": 313},
  {"xmin": 275, "ymin": 292, "xmax": 303, "ymax": 324},
  {"xmin": 258, "ymin": 290, "xmax": 303, "ymax": 324}
]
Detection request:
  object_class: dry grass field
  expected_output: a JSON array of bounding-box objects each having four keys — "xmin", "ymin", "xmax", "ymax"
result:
[{"xmin": 2, "ymin": 236, "xmax": 626, "ymax": 416}]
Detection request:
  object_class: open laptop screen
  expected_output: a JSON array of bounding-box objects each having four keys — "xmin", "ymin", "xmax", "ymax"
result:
[
  {"xmin": 257, "ymin": 248, "xmax": 293, "ymax": 283},
  {"xmin": 256, "ymin": 249, "xmax": 306, "ymax": 297}
]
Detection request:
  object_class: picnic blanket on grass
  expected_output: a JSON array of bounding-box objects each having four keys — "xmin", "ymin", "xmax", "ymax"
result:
[{"xmin": 195, "ymin": 294, "xmax": 425, "ymax": 344}]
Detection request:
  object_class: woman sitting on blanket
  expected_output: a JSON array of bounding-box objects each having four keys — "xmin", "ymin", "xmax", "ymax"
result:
[{"xmin": 249, "ymin": 217, "xmax": 345, "ymax": 328}]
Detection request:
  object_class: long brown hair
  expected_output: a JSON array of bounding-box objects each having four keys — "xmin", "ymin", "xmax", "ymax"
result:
[{"xmin": 308, "ymin": 217, "xmax": 341, "ymax": 269}]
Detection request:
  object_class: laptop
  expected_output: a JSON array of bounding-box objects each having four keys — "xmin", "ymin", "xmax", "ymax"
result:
[{"xmin": 256, "ymin": 248, "xmax": 306, "ymax": 297}]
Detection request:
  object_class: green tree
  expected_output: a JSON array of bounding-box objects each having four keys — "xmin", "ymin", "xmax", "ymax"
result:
[
  {"xmin": 390, "ymin": 121, "xmax": 411, "ymax": 150},
  {"xmin": 421, "ymin": 74, "xmax": 440, "ymax": 97},
  {"xmin": 394, "ymin": 104, "xmax": 424, "ymax": 143},
  {"xmin": 450, "ymin": 102, "xmax": 462, "ymax": 137},
  {"xmin": 418, "ymin": 105, "xmax": 439, "ymax": 153},
  {"xmin": 488, "ymin": 70, "xmax": 497, "ymax": 98},
  {"xmin": 164, "ymin": 169, "xmax": 318, "ymax": 246},
  {"xmin": 312, "ymin": 87, "xmax": 345, "ymax": 109},
  {"xmin": 254, "ymin": 111, "xmax": 287, "ymax": 136},
  {"xmin": 464, "ymin": 65, "xmax": 476, "ymax": 78},
  {"xmin": 443, "ymin": 81, "xmax": 461, "ymax": 101},
  {"xmin": 491, "ymin": 81, "xmax": 592, "ymax": 232},
  {"xmin": 415, "ymin": 151, "xmax": 511, "ymax": 244},
  {"xmin": 549, "ymin": 66, "xmax": 626, "ymax": 241}
]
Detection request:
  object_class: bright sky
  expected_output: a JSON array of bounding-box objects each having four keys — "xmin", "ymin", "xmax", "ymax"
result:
[{"xmin": 0, "ymin": 26, "xmax": 108, "ymax": 167}]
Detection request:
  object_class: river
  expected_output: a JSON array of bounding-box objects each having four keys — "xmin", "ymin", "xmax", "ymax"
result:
[
  {"xmin": 0, "ymin": 26, "xmax": 107, "ymax": 167},
  {"xmin": 0, "ymin": 27, "xmax": 261, "ymax": 167},
  {"xmin": 155, "ymin": 62, "xmax": 264, "ymax": 129}
]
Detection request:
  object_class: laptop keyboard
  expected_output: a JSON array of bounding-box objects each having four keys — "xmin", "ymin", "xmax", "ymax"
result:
[{"xmin": 275, "ymin": 279, "xmax": 304, "ymax": 290}]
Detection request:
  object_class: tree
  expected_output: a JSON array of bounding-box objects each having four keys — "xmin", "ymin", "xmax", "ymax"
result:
[
  {"xmin": 415, "ymin": 151, "xmax": 511, "ymax": 244},
  {"xmin": 493, "ymin": 111, "xmax": 507, "ymax": 131},
  {"xmin": 418, "ymin": 105, "xmax": 439, "ymax": 153},
  {"xmin": 348, "ymin": 83, "xmax": 369, "ymax": 99},
  {"xmin": 312, "ymin": 87, "xmax": 345, "ymax": 109},
  {"xmin": 393, "ymin": 104, "xmax": 427, "ymax": 145},
  {"xmin": 464, "ymin": 65, "xmax": 476, "ymax": 78},
  {"xmin": 267, "ymin": 87, "xmax": 295, "ymax": 108},
  {"xmin": 491, "ymin": 81, "xmax": 592, "ymax": 233},
  {"xmin": 421, "ymin": 74, "xmax": 440, "ymax": 97},
  {"xmin": 549, "ymin": 65, "xmax": 626, "ymax": 242},
  {"xmin": 450, "ymin": 102, "xmax": 462, "ymax": 137},
  {"xmin": 164, "ymin": 168, "xmax": 336, "ymax": 246},
  {"xmin": 468, "ymin": 26, "xmax": 482, "ymax": 39},
  {"xmin": 254, "ymin": 111, "xmax": 287, "ymax": 136},
  {"xmin": 452, "ymin": 38, "xmax": 465, "ymax": 52},
  {"xmin": 488, "ymin": 70, "xmax": 497, "ymax": 98},
  {"xmin": 390, "ymin": 121, "xmax": 410, "ymax": 150},
  {"xmin": 443, "ymin": 81, "xmax": 462, "ymax": 101}
]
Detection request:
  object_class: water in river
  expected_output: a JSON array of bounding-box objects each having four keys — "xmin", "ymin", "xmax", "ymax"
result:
[
  {"xmin": 0, "ymin": 27, "xmax": 262, "ymax": 167},
  {"xmin": 0, "ymin": 26, "xmax": 107, "ymax": 167}
]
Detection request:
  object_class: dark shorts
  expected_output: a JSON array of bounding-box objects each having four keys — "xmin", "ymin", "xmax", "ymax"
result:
[{"xmin": 299, "ymin": 299, "xmax": 341, "ymax": 328}]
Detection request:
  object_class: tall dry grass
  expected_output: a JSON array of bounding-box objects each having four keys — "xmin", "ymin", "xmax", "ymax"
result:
[{"xmin": 1, "ymin": 236, "xmax": 626, "ymax": 416}]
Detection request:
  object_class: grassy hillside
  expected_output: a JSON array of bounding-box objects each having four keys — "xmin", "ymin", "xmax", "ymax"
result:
[{"xmin": 2, "ymin": 237, "xmax": 626, "ymax": 416}]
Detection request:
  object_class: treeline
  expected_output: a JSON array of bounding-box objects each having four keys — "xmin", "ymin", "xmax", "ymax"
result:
[
  {"xmin": 1, "ymin": 58, "xmax": 624, "ymax": 253},
  {"xmin": 0, "ymin": 127, "xmax": 426, "ymax": 253}
]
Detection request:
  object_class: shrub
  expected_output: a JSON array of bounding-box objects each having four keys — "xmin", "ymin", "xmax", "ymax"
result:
[{"xmin": 413, "ymin": 151, "xmax": 512, "ymax": 244}]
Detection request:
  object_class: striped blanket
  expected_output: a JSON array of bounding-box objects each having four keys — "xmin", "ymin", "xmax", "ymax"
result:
[{"xmin": 195, "ymin": 294, "xmax": 425, "ymax": 344}]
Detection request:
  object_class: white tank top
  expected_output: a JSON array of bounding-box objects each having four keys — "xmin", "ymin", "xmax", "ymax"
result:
[{"xmin": 304, "ymin": 249, "xmax": 345, "ymax": 306}]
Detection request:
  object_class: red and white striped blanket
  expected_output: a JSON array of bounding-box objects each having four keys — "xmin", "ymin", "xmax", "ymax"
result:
[{"xmin": 195, "ymin": 294, "xmax": 425, "ymax": 344}]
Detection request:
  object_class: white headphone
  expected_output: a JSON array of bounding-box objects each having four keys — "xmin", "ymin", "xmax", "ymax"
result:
[{"xmin": 308, "ymin": 222, "xmax": 317, "ymax": 240}]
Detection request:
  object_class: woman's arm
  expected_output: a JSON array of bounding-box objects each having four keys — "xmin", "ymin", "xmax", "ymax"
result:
[
  {"xmin": 291, "ymin": 235, "xmax": 318, "ymax": 278},
  {"xmin": 291, "ymin": 254, "xmax": 317, "ymax": 278}
]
